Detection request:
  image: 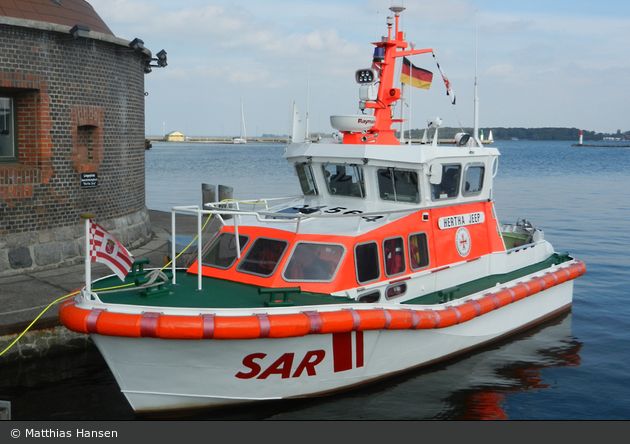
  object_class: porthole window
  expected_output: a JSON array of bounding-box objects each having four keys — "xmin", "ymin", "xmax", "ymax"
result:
[
  {"xmin": 358, "ymin": 291, "xmax": 380, "ymax": 303},
  {"xmin": 386, "ymin": 283, "xmax": 407, "ymax": 299}
]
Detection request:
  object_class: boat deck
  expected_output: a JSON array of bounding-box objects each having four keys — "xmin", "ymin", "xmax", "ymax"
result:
[{"xmin": 93, "ymin": 271, "xmax": 352, "ymax": 309}]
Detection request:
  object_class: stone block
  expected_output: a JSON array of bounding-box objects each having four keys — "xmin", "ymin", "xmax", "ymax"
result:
[
  {"xmin": 8, "ymin": 247, "xmax": 33, "ymax": 269},
  {"xmin": 34, "ymin": 242, "xmax": 62, "ymax": 266},
  {"xmin": 62, "ymin": 240, "xmax": 79, "ymax": 259},
  {"xmin": 54, "ymin": 226, "xmax": 75, "ymax": 242},
  {"xmin": 38, "ymin": 230, "xmax": 54, "ymax": 244}
]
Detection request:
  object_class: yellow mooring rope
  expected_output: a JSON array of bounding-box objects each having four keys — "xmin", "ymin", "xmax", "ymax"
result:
[{"xmin": 0, "ymin": 212, "xmax": 219, "ymax": 357}]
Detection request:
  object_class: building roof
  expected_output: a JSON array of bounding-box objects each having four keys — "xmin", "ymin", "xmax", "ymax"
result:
[{"xmin": 0, "ymin": 0, "xmax": 113, "ymax": 35}]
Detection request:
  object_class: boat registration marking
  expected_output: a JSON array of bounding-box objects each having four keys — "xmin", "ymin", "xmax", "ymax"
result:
[{"xmin": 438, "ymin": 212, "xmax": 485, "ymax": 230}]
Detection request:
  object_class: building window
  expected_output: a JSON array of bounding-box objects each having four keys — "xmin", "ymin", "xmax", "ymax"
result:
[
  {"xmin": 322, "ymin": 164, "xmax": 365, "ymax": 198},
  {"xmin": 377, "ymin": 168, "xmax": 420, "ymax": 203},
  {"xmin": 0, "ymin": 97, "xmax": 17, "ymax": 163}
]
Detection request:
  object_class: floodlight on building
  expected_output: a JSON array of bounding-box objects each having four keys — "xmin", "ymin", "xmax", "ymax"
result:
[
  {"xmin": 69, "ymin": 24, "xmax": 90, "ymax": 39},
  {"xmin": 156, "ymin": 49, "xmax": 167, "ymax": 67},
  {"xmin": 144, "ymin": 49, "xmax": 168, "ymax": 73},
  {"xmin": 129, "ymin": 38, "xmax": 145, "ymax": 52}
]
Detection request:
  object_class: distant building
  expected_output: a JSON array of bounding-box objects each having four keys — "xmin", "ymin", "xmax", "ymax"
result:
[
  {"xmin": 0, "ymin": 0, "xmax": 161, "ymax": 276},
  {"xmin": 165, "ymin": 131, "xmax": 185, "ymax": 142}
]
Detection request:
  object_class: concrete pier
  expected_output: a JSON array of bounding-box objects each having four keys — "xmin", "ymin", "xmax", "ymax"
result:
[{"xmin": 0, "ymin": 210, "xmax": 202, "ymax": 363}]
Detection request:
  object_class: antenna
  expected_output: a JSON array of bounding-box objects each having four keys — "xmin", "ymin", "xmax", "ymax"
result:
[
  {"xmin": 473, "ymin": 10, "xmax": 480, "ymax": 143},
  {"xmin": 306, "ymin": 47, "xmax": 310, "ymax": 142}
]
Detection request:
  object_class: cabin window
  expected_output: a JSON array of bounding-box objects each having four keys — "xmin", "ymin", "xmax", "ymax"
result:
[
  {"xmin": 383, "ymin": 237, "xmax": 406, "ymax": 277},
  {"xmin": 296, "ymin": 163, "xmax": 318, "ymax": 196},
  {"xmin": 408, "ymin": 233, "xmax": 429, "ymax": 270},
  {"xmin": 283, "ymin": 242, "xmax": 345, "ymax": 282},
  {"xmin": 355, "ymin": 241, "xmax": 380, "ymax": 284},
  {"xmin": 462, "ymin": 164, "xmax": 485, "ymax": 196},
  {"xmin": 358, "ymin": 291, "xmax": 380, "ymax": 303},
  {"xmin": 431, "ymin": 164, "xmax": 461, "ymax": 200},
  {"xmin": 377, "ymin": 168, "xmax": 420, "ymax": 203},
  {"xmin": 202, "ymin": 233, "xmax": 250, "ymax": 269},
  {"xmin": 386, "ymin": 283, "xmax": 407, "ymax": 299},
  {"xmin": 237, "ymin": 238, "xmax": 289, "ymax": 277},
  {"xmin": 322, "ymin": 164, "xmax": 365, "ymax": 198},
  {"xmin": 0, "ymin": 96, "xmax": 17, "ymax": 163}
]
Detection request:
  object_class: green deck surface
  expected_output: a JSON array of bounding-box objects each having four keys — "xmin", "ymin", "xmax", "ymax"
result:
[
  {"xmin": 403, "ymin": 253, "xmax": 572, "ymax": 305},
  {"xmin": 93, "ymin": 253, "xmax": 572, "ymax": 309},
  {"xmin": 94, "ymin": 271, "xmax": 352, "ymax": 309}
]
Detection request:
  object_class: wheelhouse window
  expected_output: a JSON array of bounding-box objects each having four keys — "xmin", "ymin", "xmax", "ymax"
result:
[
  {"xmin": 462, "ymin": 164, "xmax": 485, "ymax": 196},
  {"xmin": 383, "ymin": 237, "xmax": 406, "ymax": 277},
  {"xmin": 296, "ymin": 163, "xmax": 318, "ymax": 196},
  {"xmin": 202, "ymin": 233, "xmax": 250, "ymax": 269},
  {"xmin": 355, "ymin": 241, "xmax": 380, "ymax": 284},
  {"xmin": 283, "ymin": 242, "xmax": 345, "ymax": 282},
  {"xmin": 377, "ymin": 168, "xmax": 420, "ymax": 203},
  {"xmin": 0, "ymin": 97, "xmax": 17, "ymax": 163},
  {"xmin": 432, "ymin": 164, "xmax": 461, "ymax": 200},
  {"xmin": 237, "ymin": 237, "xmax": 289, "ymax": 277},
  {"xmin": 409, "ymin": 233, "xmax": 429, "ymax": 270},
  {"xmin": 322, "ymin": 164, "xmax": 365, "ymax": 198}
]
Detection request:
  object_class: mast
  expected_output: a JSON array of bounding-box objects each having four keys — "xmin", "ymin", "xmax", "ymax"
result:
[
  {"xmin": 473, "ymin": 11, "xmax": 480, "ymax": 142},
  {"xmin": 342, "ymin": 6, "xmax": 433, "ymax": 146},
  {"xmin": 240, "ymin": 99, "xmax": 247, "ymax": 139}
]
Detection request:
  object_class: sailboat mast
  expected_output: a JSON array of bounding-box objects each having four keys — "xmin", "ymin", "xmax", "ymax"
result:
[{"xmin": 240, "ymin": 99, "xmax": 246, "ymax": 139}]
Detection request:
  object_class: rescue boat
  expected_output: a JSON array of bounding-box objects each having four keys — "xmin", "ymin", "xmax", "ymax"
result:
[{"xmin": 59, "ymin": 7, "xmax": 585, "ymax": 416}]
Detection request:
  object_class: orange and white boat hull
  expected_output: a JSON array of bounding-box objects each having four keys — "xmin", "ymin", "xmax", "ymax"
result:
[{"xmin": 85, "ymin": 275, "xmax": 575, "ymax": 415}]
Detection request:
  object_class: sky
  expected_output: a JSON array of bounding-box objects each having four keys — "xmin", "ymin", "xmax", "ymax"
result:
[{"xmin": 88, "ymin": 0, "xmax": 630, "ymax": 137}]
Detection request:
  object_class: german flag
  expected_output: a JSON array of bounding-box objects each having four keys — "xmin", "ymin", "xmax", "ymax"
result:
[{"xmin": 400, "ymin": 57, "xmax": 433, "ymax": 90}]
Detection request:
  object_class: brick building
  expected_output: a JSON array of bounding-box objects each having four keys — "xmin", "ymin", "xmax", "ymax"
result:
[{"xmin": 0, "ymin": 0, "xmax": 158, "ymax": 276}]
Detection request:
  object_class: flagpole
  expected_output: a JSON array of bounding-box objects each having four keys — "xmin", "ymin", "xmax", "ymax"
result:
[
  {"xmin": 400, "ymin": 82, "xmax": 406, "ymax": 143},
  {"xmin": 81, "ymin": 213, "xmax": 96, "ymax": 295},
  {"xmin": 409, "ymin": 42, "xmax": 416, "ymax": 145}
]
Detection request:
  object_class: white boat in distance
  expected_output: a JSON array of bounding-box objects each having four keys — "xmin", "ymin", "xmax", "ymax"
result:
[{"xmin": 233, "ymin": 100, "xmax": 247, "ymax": 144}]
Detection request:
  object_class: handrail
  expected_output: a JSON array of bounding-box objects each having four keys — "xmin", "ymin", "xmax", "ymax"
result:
[{"xmin": 170, "ymin": 202, "xmax": 417, "ymax": 291}]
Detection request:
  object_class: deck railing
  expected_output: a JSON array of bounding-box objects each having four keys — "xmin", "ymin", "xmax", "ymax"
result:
[{"xmin": 170, "ymin": 197, "xmax": 418, "ymax": 290}]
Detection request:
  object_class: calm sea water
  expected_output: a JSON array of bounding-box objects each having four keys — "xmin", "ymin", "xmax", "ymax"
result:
[{"xmin": 2, "ymin": 140, "xmax": 629, "ymax": 420}]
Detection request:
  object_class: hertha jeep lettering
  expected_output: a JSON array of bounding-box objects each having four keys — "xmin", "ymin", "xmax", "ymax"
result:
[{"xmin": 235, "ymin": 350, "xmax": 326, "ymax": 379}]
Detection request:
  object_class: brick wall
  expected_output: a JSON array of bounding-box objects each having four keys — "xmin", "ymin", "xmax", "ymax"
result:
[{"xmin": 0, "ymin": 24, "xmax": 151, "ymax": 274}]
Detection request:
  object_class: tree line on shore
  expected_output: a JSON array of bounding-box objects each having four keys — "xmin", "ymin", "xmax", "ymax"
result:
[{"xmin": 402, "ymin": 127, "xmax": 628, "ymax": 141}]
